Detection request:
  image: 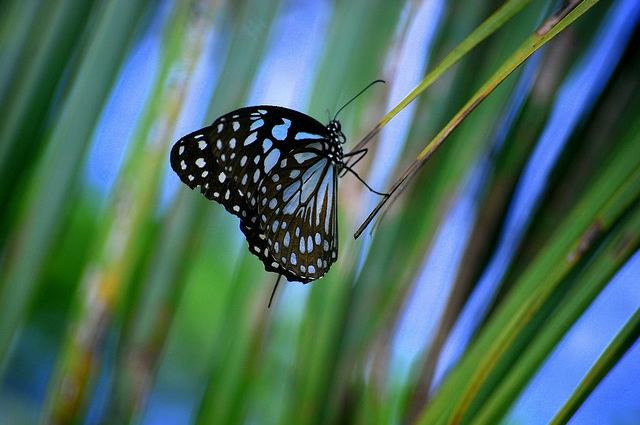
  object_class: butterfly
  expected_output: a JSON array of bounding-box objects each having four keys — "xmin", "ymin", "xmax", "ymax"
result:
[{"xmin": 169, "ymin": 81, "xmax": 385, "ymax": 289}]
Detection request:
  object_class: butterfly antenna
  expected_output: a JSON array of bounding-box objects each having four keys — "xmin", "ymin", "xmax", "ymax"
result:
[
  {"xmin": 268, "ymin": 274, "xmax": 283, "ymax": 308},
  {"xmin": 333, "ymin": 79, "xmax": 385, "ymax": 121}
]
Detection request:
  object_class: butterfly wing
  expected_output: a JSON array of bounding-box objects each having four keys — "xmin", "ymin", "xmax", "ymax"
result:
[
  {"xmin": 171, "ymin": 107, "xmax": 283, "ymax": 220},
  {"xmin": 170, "ymin": 106, "xmax": 342, "ymax": 282},
  {"xmin": 257, "ymin": 148, "xmax": 339, "ymax": 282}
]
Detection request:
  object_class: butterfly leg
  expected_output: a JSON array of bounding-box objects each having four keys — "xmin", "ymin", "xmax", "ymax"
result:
[
  {"xmin": 341, "ymin": 148, "xmax": 369, "ymax": 176},
  {"xmin": 340, "ymin": 158, "xmax": 390, "ymax": 197}
]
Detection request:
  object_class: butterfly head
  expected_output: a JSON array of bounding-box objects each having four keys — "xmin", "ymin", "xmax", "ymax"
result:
[{"xmin": 327, "ymin": 119, "xmax": 346, "ymax": 144}]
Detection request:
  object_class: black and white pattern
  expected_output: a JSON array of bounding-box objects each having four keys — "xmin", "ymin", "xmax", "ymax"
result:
[{"xmin": 170, "ymin": 106, "xmax": 344, "ymax": 283}]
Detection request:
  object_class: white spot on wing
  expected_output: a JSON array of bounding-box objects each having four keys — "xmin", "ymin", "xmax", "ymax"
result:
[
  {"xmin": 250, "ymin": 119, "xmax": 264, "ymax": 131},
  {"xmin": 244, "ymin": 132, "xmax": 258, "ymax": 146},
  {"xmin": 264, "ymin": 149, "xmax": 280, "ymax": 173},
  {"xmin": 307, "ymin": 236, "xmax": 313, "ymax": 253},
  {"xmin": 282, "ymin": 181, "xmax": 301, "ymax": 203},
  {"xmin": 295, "ymin": 132, "xmax": 324, "ymax": 140},
  {"xmin": 293, "ymin": 152, "xmax": 316, "ymax": 163},
  {"xmin": 272, "ymin": 119, "xmax": 291, "ymax": 140},
  {"xmin": 263, "ymin": 139, "xmax": 273, "ymax": 152},
  {"xmin": 283, "ymin": 195, "xmax": 299, "ymax": 216},
  {"xmin": 300, "ymin": 160, "xmax": 328, "ymax": 203},
  {"xmin": 306, "ymin": 142, "xmax": 324, "ymax": 151}
]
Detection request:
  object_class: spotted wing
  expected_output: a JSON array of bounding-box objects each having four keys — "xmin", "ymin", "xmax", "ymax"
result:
[{"xmin": 256, "ymin": 142, "xmax": 339, "ymax": 282}]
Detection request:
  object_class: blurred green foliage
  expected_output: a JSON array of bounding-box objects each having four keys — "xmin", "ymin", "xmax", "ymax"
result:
[{"xmin": 1, "ymin": 0, "xmax": 639, "ymax": 424}]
